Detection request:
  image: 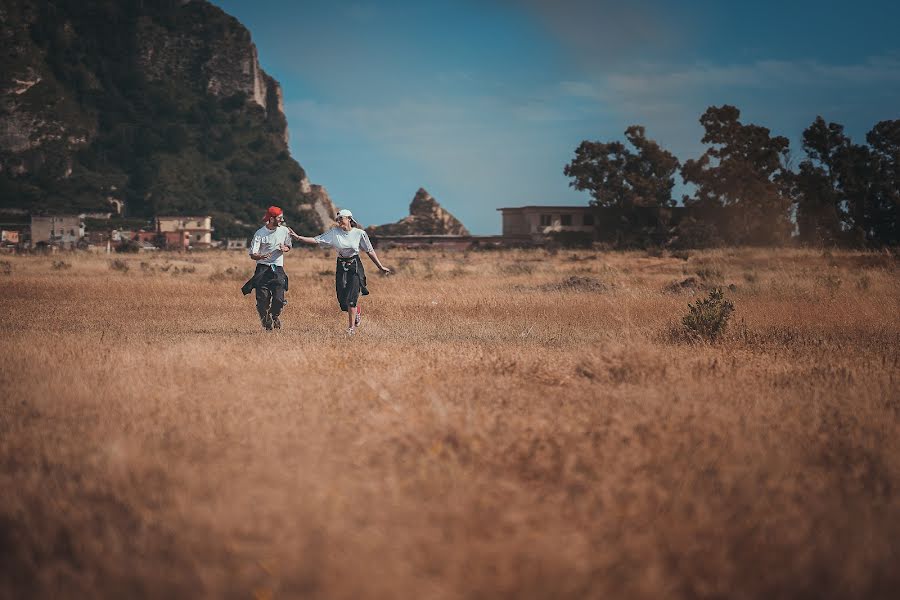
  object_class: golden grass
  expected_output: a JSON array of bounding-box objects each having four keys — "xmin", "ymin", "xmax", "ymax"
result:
[{"xmin": 1, "ymin": 247, "xmax": 898, "ymax": 599}]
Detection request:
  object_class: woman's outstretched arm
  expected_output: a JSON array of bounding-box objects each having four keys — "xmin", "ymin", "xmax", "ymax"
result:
[
  {"xmin": 365, "ymin": 250, "xmax": 391, "ymax": 274},
  {"xmin": 287, "ymin": 227, "xmax": 319, "ymax": 245}
]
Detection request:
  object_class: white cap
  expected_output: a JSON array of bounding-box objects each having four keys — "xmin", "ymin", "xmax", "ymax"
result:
[{"xmin": 336, "ymin": 209, "xmax": 353, "ymax": 219}]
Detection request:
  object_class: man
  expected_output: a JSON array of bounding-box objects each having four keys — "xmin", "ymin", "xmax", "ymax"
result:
[{"xmin": 243, "ymin": 205, "xmax": 292, "ymax": 330}]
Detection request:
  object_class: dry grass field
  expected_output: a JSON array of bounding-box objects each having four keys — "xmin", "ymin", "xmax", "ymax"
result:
[{"xmin": 1, "ymin": 246, "xmax": 898, "ymax": 599}]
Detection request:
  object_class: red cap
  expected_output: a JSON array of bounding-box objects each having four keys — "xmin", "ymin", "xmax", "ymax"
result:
[{"xmin": 264, "ymin": 206, "xmax": 283, "ymax": 221}]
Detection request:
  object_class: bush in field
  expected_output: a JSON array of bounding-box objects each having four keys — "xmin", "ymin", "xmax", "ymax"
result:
[
  {"xmin": 109, "ymin": 259, "xmax": 129, "ymax": 273},
  {"xmin": 682, "ymin": 287, "xmax": 734, "ymax": 341},
  {"xmin": 116, "ymin": 238, "xmax": 141, "ymax": 253}
]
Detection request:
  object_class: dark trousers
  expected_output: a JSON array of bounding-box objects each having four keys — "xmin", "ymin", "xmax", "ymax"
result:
[
  {"xmin": 253, "ymin": 265, "xmax": 288, "ymax": 319},
  {"xmin": 335, "ymin": 256, "xmax": 368, "ymax": 312}
]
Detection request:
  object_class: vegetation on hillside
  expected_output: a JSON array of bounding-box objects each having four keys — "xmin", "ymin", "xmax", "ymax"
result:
[{"xmin": 0, "ymin": 0, "xmax": 315, "ymax": 239}]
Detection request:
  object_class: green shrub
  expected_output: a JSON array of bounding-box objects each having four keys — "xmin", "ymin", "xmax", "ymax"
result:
[{"xmin": 682, "ymin": 287, "xmax": 734, "ymax": 342}]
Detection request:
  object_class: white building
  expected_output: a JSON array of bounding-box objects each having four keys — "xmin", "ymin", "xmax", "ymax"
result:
[
  {"xmin": 30, "ymin": 215, "xmax": 85, "ymax": 249},
  {"xmin": 156, "ymin": 216, "xmax": 213, "ymax": 249}
]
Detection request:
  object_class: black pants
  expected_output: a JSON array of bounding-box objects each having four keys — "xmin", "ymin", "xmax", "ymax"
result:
[
  {"xmin": 254, "ymin": 265, "xmax": 288, "ymax": 319},
  {"xmin": 335, "ymin": 256, "xmax": 368, "ymax": 312}
]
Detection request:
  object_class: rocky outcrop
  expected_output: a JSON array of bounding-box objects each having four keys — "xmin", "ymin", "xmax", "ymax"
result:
[
  {"xmin": 0, "ymin": 3, "xmax": 93, "ymax": 165},
  {"xmin": 0, "ymin": 0, "xmax": 330, "ymax": 232},
  {"xmin": 367, "ymin": 188, "xmax": 469, "ymax": 236},
  {"xmin": 134, "ymin": 7, "xmax": 283, "ymax": 130},
  {"xmin": 297, "ymin": 177, "xmax": 337, "ymax": 232}
]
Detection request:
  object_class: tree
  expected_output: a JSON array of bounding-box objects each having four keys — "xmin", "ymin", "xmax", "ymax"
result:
[
  {"xmin": 794, "ymin": 117, "xmax": 900, "ymax": 247},
  {"xmin": 835, "ymin": 142, "xmax": 876, "ymax": 246},
  {"xmin": 866, "ymin": 120, "xmax": 900, "ymax": 246},
  {"xmin": 794, "ymin": 117, "xmax": 849, "ymax": 244},
  {"xmin": 564, "ymin": 125, "xmax": 680, "ymax": 209},
  {"xmin": 682, "ymin": 105, "xmax": 792, "ymax": 245}
]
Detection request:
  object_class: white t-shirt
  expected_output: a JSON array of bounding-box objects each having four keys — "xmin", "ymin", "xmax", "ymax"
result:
[
  {"xmin": 314, "ymin": 227, "xmax": 373, "ymax": 258},
  {"xmin": 249, "ymin": 225, "xmax": 292, "ymax": 266}
]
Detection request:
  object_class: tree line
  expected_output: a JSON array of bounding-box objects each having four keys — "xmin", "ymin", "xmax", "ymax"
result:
[{"xmin": 564, "ymin": 105, "xmax": 899, "ymax": 247}]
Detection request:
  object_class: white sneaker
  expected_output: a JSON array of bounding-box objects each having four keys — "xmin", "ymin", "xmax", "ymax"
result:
[{"xmin": 347, "ymin": 327, "xmax": 356, "ymax": 336}]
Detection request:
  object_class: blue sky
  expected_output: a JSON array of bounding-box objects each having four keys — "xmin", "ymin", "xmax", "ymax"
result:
[{"xmin": 212, "ymin": 0, "xmax": 900, "ymax": 234}]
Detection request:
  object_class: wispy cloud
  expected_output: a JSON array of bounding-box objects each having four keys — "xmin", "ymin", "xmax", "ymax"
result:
[{"xmin": 604, "ymin": 56, "xmax": 900, "ymax": 97}]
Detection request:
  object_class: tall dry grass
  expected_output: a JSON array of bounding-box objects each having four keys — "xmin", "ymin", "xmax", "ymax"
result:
[{"xmin": 1, "ymin": 247, "xmax": 898, "ymax": 599}]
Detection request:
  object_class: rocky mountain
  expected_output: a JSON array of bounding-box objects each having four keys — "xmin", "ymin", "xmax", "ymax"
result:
[
  {"xmin": 367, "ymin": 188, "xmax": 469, "ymax": 236},
  {"xmin": 0, "ymin": 0, "xmax": 334, "ymax": 237}
]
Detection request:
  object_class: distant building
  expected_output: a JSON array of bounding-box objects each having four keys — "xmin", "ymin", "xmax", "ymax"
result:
[
  {"xmin": 155, "ymin": 216, "xmax": 213, "ymax": 249},
  {"xmin": 30, "ymin": 215, "xmax": 85, "ymax": 249},
  {"xmin": 497, "ymin": 206, "xmax": 595, "ymax": 240},
  {"xmin": 84, "ymin": 230, "xmax": 110, "ymax": 247},
  {"xmin": 226, "ymin": 238, "xmax": 248, "ymax": 250},
  {"xmin": 0, "ymin": 210, "xmax": 29, "ymax": 249}
]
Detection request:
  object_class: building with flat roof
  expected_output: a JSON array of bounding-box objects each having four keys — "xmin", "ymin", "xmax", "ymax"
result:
[
  {"xmin": 155, "ymin": 216, "xmax": 213, "ymax": 249},
  {"xmin": 30, "ymin": 215, "xmax": 85, "ymax": 249},
  {"xmin": 497, "ymin": 206, "xmax": 594, "ymax": 239}
]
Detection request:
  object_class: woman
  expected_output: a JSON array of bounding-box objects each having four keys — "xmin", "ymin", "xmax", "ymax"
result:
[{"xmin": 290, "ymin": 209, "xmax": 390, "ymax": 335}]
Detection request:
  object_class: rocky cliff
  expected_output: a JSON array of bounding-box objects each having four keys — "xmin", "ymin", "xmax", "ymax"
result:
[
  {"xmin": 367, "ymin": 188, "xmax": 469, "ymax": 236},
  {"xmin": 0, "ymin": 0, "xmax": 334, "ymax": 236}
]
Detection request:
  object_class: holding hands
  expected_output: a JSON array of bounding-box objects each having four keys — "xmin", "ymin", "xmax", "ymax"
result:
[{"xmin": 287, "ymin": 227, "xmax": 317, "ymax": 245}]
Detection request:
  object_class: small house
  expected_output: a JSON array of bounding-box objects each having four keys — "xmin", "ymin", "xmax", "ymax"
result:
[
  {"xmin": 155, "ymin": 216, "xmax": 213, "ymax": 249},
  {"xmin": 30, "ymin": 215, "xmax": 85, "ymax": 249}
]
